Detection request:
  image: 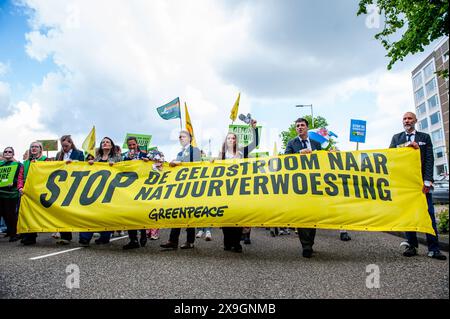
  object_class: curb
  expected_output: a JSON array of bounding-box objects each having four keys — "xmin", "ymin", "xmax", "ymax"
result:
[{"xmin": 387, "ymin": 232, "xmax": 449, "ymax": 252}]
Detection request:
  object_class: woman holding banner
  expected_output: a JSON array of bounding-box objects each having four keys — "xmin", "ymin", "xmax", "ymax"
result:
[
  {"xmin": 20, "ymin": 141, "xmax": 49, "ymax": 245},
  {"xmin": 0, "ymin": 147, "xmax": 24, "ymax": 242},
  {"xmin": 219, "ymin": 118, "xmax": 259, "ymax": 252},
  {"xmin": 78, "ymin": 137, "xmax": 122, "ymax": 247}
]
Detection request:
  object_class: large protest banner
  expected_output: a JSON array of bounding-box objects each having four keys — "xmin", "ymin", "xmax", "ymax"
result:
[{"xmin": 17, "ymin": 148, "xmax": 434, "ymax": 235}]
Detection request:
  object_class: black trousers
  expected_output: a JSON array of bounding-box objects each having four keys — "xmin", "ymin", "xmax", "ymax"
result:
[
  {"xmin": 222, "ymin": 227, "xmax": 243, "ymax": 249},
  {"xmin": 297, "ymin": 228, "xmax": 316, "ymax": 250},
  {"xmin": 60, "ymin": 232, "xmax": 72, "ymax": 241},
  {"xmin": 0, "ymin": 197, "xmax": 18, "ymax": 237},
  {"xmin": 128, "ymin": 229, "xmax": 146, "ymax": 241},
  {"xmin": 169, "ymin": 228, "xmax": 195, "ymax": 244}
]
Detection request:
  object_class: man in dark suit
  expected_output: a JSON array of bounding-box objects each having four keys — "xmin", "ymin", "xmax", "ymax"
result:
[
  {"xmin": 55, "ymin": 135, "xmax": 85, "ymax": 245},
  {"xmin": 160, "ymin": 130, "xmax": 201, "ymax": 250},
  {"xmin": 389, "ymin": 112, "xmax": 446, "ymax": 260},
  {"xmin": 285, "ymin": 118, "xmax": 322, "ymax": 258}
]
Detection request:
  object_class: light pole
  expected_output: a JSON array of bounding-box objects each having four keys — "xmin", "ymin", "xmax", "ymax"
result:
[{"xmin": 296, "ymin": 104, "xmax": 314, "ymax": 128}]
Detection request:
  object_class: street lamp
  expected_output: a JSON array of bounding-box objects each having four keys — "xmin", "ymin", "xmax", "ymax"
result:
[{"xmin": 296, "ymin": 104, "xmax": 314, "ymax": 127}]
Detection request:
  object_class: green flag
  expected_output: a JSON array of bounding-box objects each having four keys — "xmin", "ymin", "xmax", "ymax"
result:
[{"xmin": 157, "ymin": 97, "xmax": 181, "ymax": 120}]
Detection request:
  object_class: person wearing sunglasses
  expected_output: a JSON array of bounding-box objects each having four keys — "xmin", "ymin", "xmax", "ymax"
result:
[{"xmin": 0, "ymin": 147, "xmax": 24, "ymax": 242}]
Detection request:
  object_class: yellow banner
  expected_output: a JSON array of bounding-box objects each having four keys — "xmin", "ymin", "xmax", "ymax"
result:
[{"xmin": 18, "ymin": 148, "xmax": 434, "ymax": 235}]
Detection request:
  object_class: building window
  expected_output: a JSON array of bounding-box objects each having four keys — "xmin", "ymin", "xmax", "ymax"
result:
[
  {"xmin": 430, "ymin": 111, "xmax": 441, "ymax": 125},
  {"xmin": 431, "ymin": 129, "xmax": 443, "ymax": 143},
  {"xmin": 413, "ymin": 73, "xmax": 422, "ymax": 91},
  {"xmin": 425, "ymin": 78, "xmax": 436, "ymax": 95},
  {"xmin": 436, "ymin": 164, "xmax": 448, "ymax": 177},
  {"xmin": 414, "ymin": 87, "xmax": 425, "ymax": 103},
  {"xmin": 434, "ymin": 146, "xmax": 445, "ymax": 159},
  {"xmin": 419, "ymin": 118, "xmax": 428, "ymax": 130},
  {"xmin": 443, "ymin": 51, "xmax": 449, "ymax": 63},
  {"xmin": 423, "ymin": 61, "xmax": 435, "ymax": 79},
  {"xmin": 427, "ymin": 95, "xmax": 438, "ymax": 109},
  {"xmin": 417, "ymin": 103, "xmax": 426, "ymax": 115}
]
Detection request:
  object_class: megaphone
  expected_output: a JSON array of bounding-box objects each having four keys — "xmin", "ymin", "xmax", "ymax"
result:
[{"xmin": 238, "ymin": 113, "xmax": 252, "ymax": 124}]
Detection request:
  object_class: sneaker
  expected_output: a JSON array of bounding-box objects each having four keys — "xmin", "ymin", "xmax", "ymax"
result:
[
  {"xmin": 279, "ymin": 229, "xmax": 286, "ymax": 235},
  {"xmin": 150, "ymin": 235, "xmax": 159, "ymax": 240},
  {"xmin": 93, "ymin": 233, "xmax": 101, "ymax": 238},
  {"xmin": 302, "ymin": 248, "xmax": 313, "ymax": 258},
  {"xmin": 232, "ymin": 245, "xmax": 242, "ymax": 253},
  {"xmin": 51, "ymin": 232, "xmax": 60, "ymax": 239},
  {"xmin": 21, "ymin": 238, "xmax": 36, "ymax": 246},
  {"xmin": 8, "ymin": 235, "xmax": 20, "ymax": 242},
  {"xmin": 56, "ymin": 239, "xmax": 70, "ymax": 245},
  {"xmin": 427, "ymin": 251, "xmax": 447, "ymax": 260},
  {"xmin": 123, "ymin": 241, "xmax": 140, "ymax": 250},
  {"xmin": 180, "ymin": 242, "xmax": 194, "ymax": 249},
  {"xmin": 139, "ymin": 236, "xmax": 147, "ymax": 247},
  {"xmin": 205, "ymin": 231, "xmax": 212, "ymax": 241},
  {"xmin": 403, "ymin": 245, "xmax": 417, "ymax": 257},
  {"xmin": 196, "ymin": 230, "xmax": 204, "ymax": 238},
  {"xmin": 270, "ymin": 230, "xmax": 276, "ymax": 237},
  {"xmin": 340, "ymin": 232, "xmax": 351, "ymax": 241},
  {"xmin": 244, "ymin": 237, "xmax": 251, "ymax": 245},
  {"xmin": 94, "ymin": 238, "xmax": 110, "ymax": 245},
  {"xmin": 119, "ymin": 231, "xmax": 126, "ymax": 236}
]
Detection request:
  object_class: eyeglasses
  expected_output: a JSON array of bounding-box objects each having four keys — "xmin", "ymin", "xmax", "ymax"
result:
[
  {"xmin": 30, "ymin": 146, "xmax": 40, "ymax": 149},
  {"xmin": 3, "ymin": 150, "xmax": 13, "ymax": 154}
]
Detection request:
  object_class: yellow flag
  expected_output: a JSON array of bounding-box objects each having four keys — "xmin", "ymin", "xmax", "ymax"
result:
[
  {"xmin": 82, "ymin": 126, "xmax": 96, "ymax": 157},
  {"xmin": 184, "ymin": 103, "xmax": 197, "ymax": 147},
  {"xmin": 229, "ymin": 92, "xmax": 240, "ymax": 122},
  {"xmin": 273, "ymin": 141, "xmax": 278, "ymax": 156}
]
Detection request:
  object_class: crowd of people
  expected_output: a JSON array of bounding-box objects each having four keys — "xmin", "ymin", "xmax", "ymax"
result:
[{"xmin": 0, "ymin": 112, "xmax": 447, "ymax": 260}]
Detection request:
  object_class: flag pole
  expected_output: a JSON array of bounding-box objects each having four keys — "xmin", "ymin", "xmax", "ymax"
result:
[{"xmin": 179, "ymin": 99, "xmax": 183, "ymax": 131}]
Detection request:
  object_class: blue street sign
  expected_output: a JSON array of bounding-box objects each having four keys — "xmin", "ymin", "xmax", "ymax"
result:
[{"xmin": 350, "ymin": 119, "xmax": 366, "ymax": 143}]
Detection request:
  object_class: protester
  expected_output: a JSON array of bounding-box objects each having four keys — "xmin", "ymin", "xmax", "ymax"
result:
[
  {"xmin": 0, "ymin": 147, "xmax": 23, "ymax": 242},
  {"xmin": 160, "ymin": 130, "xmax": 201, "ymax": 250},
  {"xmin": 219, "ymin": 118, "xmax": 259, "ymax": 252},
  {"xmin": 78, "ymin": 137, "xmax": 122, "ymax": 247},
  {"xmin": 53, "ymin": 135, "xmax": 85, "ymax": 245},
  {"xmin": 389, "ymin": 112, "xmax": 446, "ymax": 260},
  {"xmin": 285, "ymin": 118, "xmax": 321, "ymax": 258},
  {"xmin": 21, "ymin": 141, "xmax": 49, "ymax": 245}
]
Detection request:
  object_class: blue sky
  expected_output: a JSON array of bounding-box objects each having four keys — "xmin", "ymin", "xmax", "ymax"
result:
[{"xmin": 0, "ymin": 0, "xmax": 442, "ymax": 158}]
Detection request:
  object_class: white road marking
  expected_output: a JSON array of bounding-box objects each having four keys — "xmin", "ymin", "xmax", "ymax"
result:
[{"xmin": 29, "ymin": 235, "xmax": 129, "ymax": 260}]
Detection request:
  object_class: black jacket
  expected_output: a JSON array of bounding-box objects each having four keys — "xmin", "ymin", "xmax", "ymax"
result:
[
  {"xmin": 285, "ymin": 136, "xmax": 322, "ymax": 154},
  {"xmin": 389, "ymin": 131, "xmax": 434, "ymax": 182}
]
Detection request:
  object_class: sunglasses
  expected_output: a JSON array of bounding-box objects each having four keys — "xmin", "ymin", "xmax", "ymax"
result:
[
  {"xmin": 3, "ymin": 150, "xmax": 13, "ymax": 154},
  {"xmin": 31, "ymin": 145, "xmax": 41, "ymax": 148}
]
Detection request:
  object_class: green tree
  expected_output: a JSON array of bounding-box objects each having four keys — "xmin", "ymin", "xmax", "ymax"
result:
[
  {"xmin": 279, "ymin": 115, "xmax": 337, "ymax": 151},
  {"xmin": 357, "ymin": 0, "xmax": 449, "ymax": 76}
]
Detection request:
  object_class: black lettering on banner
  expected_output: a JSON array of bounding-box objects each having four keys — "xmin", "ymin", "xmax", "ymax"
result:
[
  {"xmin": 144, "ymin": 171, "xmax": 161, "ymax": 185},
  {"xmin": 211, "ymin": 166, "xmax": 226, "ymax": 178},
  {"xmin": 268, "ymin": 158, "xmax": 282, "ymax": 173},
  {"xmin": 149, "ymin": 186, "xmax": 163, "ymax": 200},
  {"xmin": 345, "ymin": 152, "xmax": 359, "ymax": 172},
  {"xmin": 40, "ymin": 170, "xmax": 68, "ymax": 208},
  {"xmin": 253, "ymin": 160, "xmax": 266, "ymax": 174},
  {"xmin": 149, "ymin": 208, "xmax": 157, "ymax": 221},
  {"xmin": 175, "ymin": 168, "xmax": 189, "ymax": 181},
  {"xmin": 172, "ymin": 207, "xmax": 179, "ymax": 218},
  {"xmin": 217, "ymin": 205, "xmax": 227, "ymax": 216},
  {"xmin": 61, "ymin": 171, "xmax": 90, "ymax": 206},
  {"xmin": 102, "ymin": 172, "xmax": 138, "ymax": 203},
  {"xmin": 338, "ymin": 174, "xmax": 351, "ymax": 197},
  {"xmin": 192, "ymin": 181, "xmax": 207, "ymax": 197},
  {"xmin": 163, "ymin": 184, "xmax": 176, "ymax": 199},
  {"xmin": 324, "ymin": 173, "xmax": 338, "ymax": 196},
  {"xmin": 292, "ymin": 173, "xmax": 308, "ymax": 195},
  {"xmin": 79, "ymin": 170, "xmax": 111, "ymax": 206},
  {"xmin": 199, "ymin": 167, "xmax": 210, "ymax": 179},
  {"xmin": 361, "ymin": 176, "xmax": 376, "ymax": 200},
  {"xmin": 165, "ymin": 208, "xmax": 172, "ymax": 219},
  {"xmin": 310, "ymin": 173, "xmax": 323, "ymax": 195},
  {"xmin": 239, "ymin": 177, "xmax": 251, "ymax": 195},
  {"xmin": 377, "ymin": 178, "xmax": 392, "ymax": 201},
  {"xmin": 360, "ymin": 153, "xmax": 374, "ymax": 173},
  {"xmin": 207, "ymin": 180, "xmax": 223, "ymax": 197},
  {"xmin": 328, "ymin": 152, "xmax": 344, "ymax": 170},
  {"xmin": 373, "ymin": 153, "xmax": 388, "ymax": 175},
  {"xmin": 175, "ymin": 182, "xmax": 191, "ymax": 198},
  {"xmin": 352, "ymin": 175, "xmax": 361, "ymax": 198},
  {"xmin": 225, "ymin": 179, "xmax": 239, "ymax": 195},
  {"xmin": 134, "ymin": 187, "xmax": 152, "ymax": 200},
  {"xmin": 189, "ymin": 167, "xmax": 201, "ymax": 180},
  {"xmin": 301, "ymin": 153, "xmax": 320, "ymax": 170},
  {"xmin": 209, "ymin": 207, "xmax": 217, "ymax": 217},
  {"xmin": 239, "ymin": 162, "xmax": 251, "ymax": 175},
  {"xmin": 194, "ymin": 206, "xmax": 202, "ymax": 218},
  {"xmin": 284, "ymin": 155, "xmax": 299, "ymax": 170},
  {"xmin": 226, "ymin": 164, "xmax": 239, "ymax": 177},
  {"xmin": 254, "ymin": 175, "xmax": 269, "ymax": 195},
  {"xmin": 159, "ymin": 171, "xmax": 170, "ymax": 184},
  {"xmin": 270, "ymin": 174, "xmax": 289, "ymax": 194}
]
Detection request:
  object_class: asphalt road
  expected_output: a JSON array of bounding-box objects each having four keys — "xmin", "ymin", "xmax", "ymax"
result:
[{"xmin": 0, "ymin": 228, "xmax": 448, "ymax": 299}]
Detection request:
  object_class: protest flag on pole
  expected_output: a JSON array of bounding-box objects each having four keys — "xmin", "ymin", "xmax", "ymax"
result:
[
  {"xmin": 184, "ymin": 102, "xmax": 197, "ymax": 147},
  {"xmin": 230, "ymin": 92, "xmax": 240, "ymax": 123},
  {"xmin": 82, "ymin": 126, "xmax": 96, "ymax": 157}
]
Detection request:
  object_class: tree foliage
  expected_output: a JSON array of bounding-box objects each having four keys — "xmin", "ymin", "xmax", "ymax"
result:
[
  {"xmin": 279, "ymin": 115, "xmax": 337, "ymax": 151},
  {"xmin": 357, "ymin": 0, "xmax": 449, "ymax": 73}
]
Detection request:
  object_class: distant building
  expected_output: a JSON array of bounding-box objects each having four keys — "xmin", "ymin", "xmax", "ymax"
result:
[{"xmin": 412, "ymin": 37, "xmax": 449, "ymax": 179}]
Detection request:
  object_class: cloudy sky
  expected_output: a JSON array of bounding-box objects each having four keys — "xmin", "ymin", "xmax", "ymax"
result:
[{"xmin": 0, "ymin": 0, "xmax": 441, "ymax": 159}]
